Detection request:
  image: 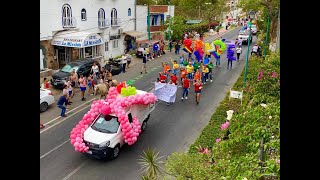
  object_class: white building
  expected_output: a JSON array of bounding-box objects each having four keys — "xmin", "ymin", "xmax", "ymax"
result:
[{"xmin": 40, "ymin": 0, "xmax": 145, "ymax": 71}]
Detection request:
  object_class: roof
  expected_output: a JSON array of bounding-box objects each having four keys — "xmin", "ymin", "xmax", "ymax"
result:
[
  {"xmin": 185, "ymin": 20, "xmax": 202, "ymax": 24},
  {"xmin": 123, "ymin": 30, "xmax": 145, "ymax": 38}
]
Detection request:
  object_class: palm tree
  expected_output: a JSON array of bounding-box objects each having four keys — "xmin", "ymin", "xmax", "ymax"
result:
[{"xmin": 138, "ymin": 148, "xmax": 166, "ymax": 179}]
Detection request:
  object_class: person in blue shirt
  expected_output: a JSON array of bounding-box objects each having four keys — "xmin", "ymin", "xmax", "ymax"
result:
[
  {"xmin": 57, "ymin": 94, "xmax": 68, "ymax": 117},
  {"xmin": 203, "ymin": 54, "xmax": 210, "ymax": 65},
  {"xmin": 153, "ymin": 43, "xmax": 159, "ymax": 58}
]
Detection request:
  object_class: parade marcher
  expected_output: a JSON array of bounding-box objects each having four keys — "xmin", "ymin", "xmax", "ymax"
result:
[
  {"xmin": 169, "ymin": 40, "xmax": 173, "ymax": 52},
  {"xmin": 207, "ymin": 61, "xmax": 215, "ymax": 82},
  {"xmin": 193, "ymin": 61, "xmax": 200, "ymax": 72},
  {"xmin": 182, "ymin": 57, "xmax": 189, "ymax": 68},
  {"xmin": 194, "ymin": 79, "xmax": 203, "ymax": 104},
  {"xmin": 168, "ymin": 71, "xmax": 178, "ymax": 85},
  {"xmin": 180, "ymin": 67, "xmax": 187, "ymax": 84},
  {"xmin": 66, "ymin": 81, "xmax": 73, "ymax": 99},
  {"xmin": 216, "ymin": 54, "xmax": 221, "ymax": 67},
  {"xmin": 193, "ymin": 69, "xmax": 201, "ymax": 82},
  {"xmin": 87, "ymin": 74, "xmax": 94, "ymax": 95},
  {"xmin": 57, "ymin": 94, "xmax": 69, "ymax": 117},
  {"xmin": 171, "ymin": 59, "xmax": 180, "ymax": 75},
  {"xmin": 62, "ymin": 84, "xmax": 72, "ymax": 106},
  {"xmin": 181, "ymin": 76, "xmax": 190, "ymax": 100},
  {"xmin": 153, "ymin": 43, "xmax": 159, "ymax": 58},
  {"xmin": 91, "ymin": 62, "xmax": 100, "ymax": 77},
  {"xmin": 236, "ymin": 46, "xmax": 242, "ymax": 61},
  {"xmin": 121, "ymin": 55, "xmax": 127, "ymax": 73},
  {"xmin": 175, "ymin": 41, "xmax": 181, "ymax": 55},
  {"xmin": 179, "ymin": 55, "xmax": 184, "ymax": 67},
  {"xmin": 106, "ymin": 70, "xmax": 113, "ymax": 87},
  {"xmin": 98, "ymin": 74, "xmax": 104, "ymax": 84},
  {"xmin": 186, "ymin": 62, "xmax": 194, "ymax": 80},
  {"xmin": 126, "ymin": 53, "xmax": 132, "ymax": 68},
  {"xmin": 201, "ymin": 64, "xmax": 209, "ymax": 84},
  {"xmin": 141, "ymin": 54, "xmax": 147, "ymax": 74},
  {"xmin": 78, "ymin": 74, "xmax": 87, "ymax": 101},
  {"xmin": 227, "ymin": 57, "xmax": 233, "ymax": 70},
  {"xmin": 162, "ymin": 61, "xmax": 171, "ymax": 77},
  {"xmin": 159, "ymin": 72, "xmax": 167, "ymax": 83}
]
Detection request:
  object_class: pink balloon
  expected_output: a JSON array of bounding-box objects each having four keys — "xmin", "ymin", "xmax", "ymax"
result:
[
  {"xmin": 74, "ymin": 142, "xmax": 79, "ymax": 147},
  {"xmin": 71, "ymin": 139, "xmax": 76, "ymax": 145},
  {"xmin": 70, "ymin": 134, "xmax": 76, "ymax": 139},
  {"xmin": 75, "ymin": 137, "xmax": 81, "ymax": 142}
]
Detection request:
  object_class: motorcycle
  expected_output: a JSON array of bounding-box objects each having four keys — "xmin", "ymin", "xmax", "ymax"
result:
[{"xmin": 104, "ymin": 58, "xmax": 123, "ymax": 76}]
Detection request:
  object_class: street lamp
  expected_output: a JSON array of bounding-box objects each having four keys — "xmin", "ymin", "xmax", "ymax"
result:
[{"xmin": 243, "ymin": 10, "xmax": 255, "ymax": 87}]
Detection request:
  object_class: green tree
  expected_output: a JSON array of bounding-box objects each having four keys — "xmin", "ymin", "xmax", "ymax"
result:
[
  {"xmin": 137, "ymin": 0, "xmax": 157, "ymax": 5},
  {"xmin": 165, "ymin": 16, "xmax": 186, "ymax": 41}
]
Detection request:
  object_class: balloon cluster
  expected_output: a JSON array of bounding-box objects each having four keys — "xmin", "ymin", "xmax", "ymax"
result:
[
  {"xmin": 70, "ymin": 84, "xmax": 157, "ymax": 152},
  {"xmin": 121, "ymin": 86, "xmax": 137, "ymax": 97},
  {"xmin": 221, "ymin": 121, "xmax": 230, "ymax": 130},
  {"xmin": 227, "ymin": 44, "xmax": 236, "ymax": 61}
]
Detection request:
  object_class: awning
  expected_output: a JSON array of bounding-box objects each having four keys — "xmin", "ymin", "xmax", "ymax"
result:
[
  {"xmin": 51, "ymin": 31, "xmax": 104, "ymax": 48},
  {"xmin": 123, "ymin": 30, "xmax": 145, "ymax": 38}
]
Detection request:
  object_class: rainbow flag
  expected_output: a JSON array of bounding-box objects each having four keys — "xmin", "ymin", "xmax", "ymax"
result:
[{"xmin": 182, "ymin": 46, "xmax": 193, "ymax": 54}]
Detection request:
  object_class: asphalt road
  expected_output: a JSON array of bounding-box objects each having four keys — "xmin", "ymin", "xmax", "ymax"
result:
[{"xmin": 40, "ymin": 27, "xmax": 256, "ymax": 180}]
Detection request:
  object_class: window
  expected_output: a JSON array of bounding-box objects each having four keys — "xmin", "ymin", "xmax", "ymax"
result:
[
  {"xmin": 128, "ymin": 113, "xmax": 133, "ymax": 123},
  {"xmin": 62, "ymin": 4, "xmax": 73, "ymax": 27},
  {"xmin": 91, "ymin": 114, "xmax": 120, "ymax": 134},
  {"xmin": 111, "ymin": 8, "xmax": 118, "ymax": 25},
  {"xmin": 98, "ymin": 8, "xmax": 106, "ymax": 27},
  {"xmin": 128, "ymin": 8, "xmax": 131, "ymax": 16},
  {"xmin": 81, "ymin": 9, "xmax": 86, "ymax": 21},
  {"xmin": 112, "ymin": 40, "xmax": 119, "ymax": 48},
  {"xmin": 105, "ymin": 42, "xmax": 109, "ymax": 51}
]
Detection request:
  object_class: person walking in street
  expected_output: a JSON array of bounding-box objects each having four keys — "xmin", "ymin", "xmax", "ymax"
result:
[
  {"xmin": 216, "ymin": 54, "xmax": 221, "ymax": 67},
  {"xmin": 180, "ymin": 66, "xmax": 187, "ymax": 84},
  {"xmin": 62, "ymin": 84, "xmax": 72, "ymax": 105},
  {"xmin": 236, "ymin": 46, "xmax": 242, "ymax": 61},
  {"xmin": 169, "ymin": 40, "xmax": 173, "ymax": 52},
  {"xmin": 227, "ymin": 57, "xmax": 233, "ymax": 70},
  {"xmin": 194, "ymin": 79, "xmax": 203, "ymax": 104},
  {"xmin": 121, "ymin": 55, "xmax": 127, "ymax": 73},
  {"xmin": 251, "ymin": 44, "xmax": 258, "ymax": 55},
  {"xmin": 186, "ymin": 62, "xmax": 194, "ymax": 80},
  {"xmin": 171, "ymin": 58, "xmax": 180, "ymax": 75},
  {"xmin": 159, "ymin": 72, "xmax": 167, "ymax": 83},
  {"xmin": 141, "ymin": 54, "xmax": 147, "ymax": 74},
  {"xmin": 78, "ymin": 74, "xmax": 87, "ymax": 101},
  {"xmin": 181, "ymin": 76, "xmax": 190, "ymax": 100},
  {"xmin": 57, "ymin": 94, "xmax": 68, "ymax": 117},
  {"xmin": 207, "ymin": 61, "xmax": 215, "ymax": 82},
  {"xmin": 160, "ymin": 40, "xmax": 165, "ymax": 56},
  {"xmin": 193, "ymin": 69, "xmax": 201, "ymax": 82},
  {"xmin": 91, "ymin": 62, "xmax": 100, "ymax": 77},
  {"xmin": 168, "ymin": 72, "xmax": 178, "ymax": 85},
  {"xmin": 153, "ymin": 43, "xmax": 159, "ymax": 58},
  {"xmin": 41, "ymin": 78, "xmax": 50, "ymax": 89},
  {"xmin": 87, "ymin": 75, "xmax": 94, "ymax": 95},
  {"xmin": 106, "ymin": 70, "xmax": 113, "ymax": 87},
  {"xmin": 126, "ymin": 53, "xmax": 132, "ymax": 69},
  {"xmin": 175, "ymin": 41, "xmax": 181, "ymax": 55},
  {"xmin": 162, "ymin": 61, "xmax": 171, "ymax": 78},
  {"xmin": 201, "ymin": 64, "xmax": 209, "ymax": 84},
  {"xmin": 70, "ymin": 69, "xmax": 78, "ymax": 90}
]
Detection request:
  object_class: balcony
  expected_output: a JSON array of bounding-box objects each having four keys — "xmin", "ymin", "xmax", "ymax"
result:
[
  {"xmin": 98, "ymin": 18, "xmax": 110, "ymax": 29},
  {"xmin": 62, "ymin": 17, "xmax": 77, "ymax": 29},
  {"xmin": 111, "ymin": 18, "xmax": 121, "ymax": 27},
  {"xmin": 150, "ymin": 25, "xmax": 165, "ymax": 32}
]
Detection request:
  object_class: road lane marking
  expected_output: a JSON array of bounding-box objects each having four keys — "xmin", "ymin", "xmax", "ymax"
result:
[
  {"xmin": 40, "ymin": 104, "xmax": 92, "ymax": 134},
  {"xmin": 40, "ymin": 139, "xmax": 70, "ymax": 159},
  {"xmin": 62, "ymin": 160, "xmax": 89, "ymax": 180},
  {"xmin": 43, "ymin": 98, "xmax": 97, "ymax": 126}
]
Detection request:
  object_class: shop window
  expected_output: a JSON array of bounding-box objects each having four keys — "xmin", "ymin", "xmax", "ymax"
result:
[
  {"xmin": 105, "ymin": 42, "xmax": 109, "ymax": 52},
  {"xmin": 85, "ymin": 47, "xmax": 92, "ymax": 58},
  {"xmin": 128, "ymin": 8, "xmax": 131, "ymax": 16},
  {"xmin": 81, "ymin": 9, "xmax": 87, "ymax": 21}
]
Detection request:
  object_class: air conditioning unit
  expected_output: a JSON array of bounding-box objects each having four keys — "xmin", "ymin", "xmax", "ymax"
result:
[{"xmin": 118, "ymin": 28, "xmax": 123, "ymax": 34}]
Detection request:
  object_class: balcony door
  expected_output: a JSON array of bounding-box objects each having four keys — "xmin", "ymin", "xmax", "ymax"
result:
[
  {"xmin": 62, "ymin": 4, "xmax": 73, "ymax": 27},
  {"xmin": 98, "ymin": 8, "xmax": 106, "ymax": 27}
]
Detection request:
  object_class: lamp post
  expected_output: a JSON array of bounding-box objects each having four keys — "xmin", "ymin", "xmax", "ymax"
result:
[
  {"xmin": 263, "ymin": 14, "xmax": 270, "ymax": 59},
  {"xmin": 243, "ymin": 10, "xmax": 255, "ymax": 87}
]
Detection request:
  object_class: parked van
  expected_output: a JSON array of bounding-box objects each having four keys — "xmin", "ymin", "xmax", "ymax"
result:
[{"xmin": 83, "ymin": 90, "xmax": 155, "ymax": 160}]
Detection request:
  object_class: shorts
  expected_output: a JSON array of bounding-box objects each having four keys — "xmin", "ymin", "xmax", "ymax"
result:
[
  {"xmin": 71, "ymin": 81, "xmax": 75, "ymax": 87},
  {"xmin": 80, "ymin": 87, "xmax": 86, "ymax": 92},
  {"xmin": 88, "ymin": 83, "xmax": 92, "ymax": 87},
  {"xmin": 195, "ymin": 90, "xmax": 201, "ymax": 94},
  {"xmin": 68, "ymin": 91, "xmax": 72, "ymax": 95}
]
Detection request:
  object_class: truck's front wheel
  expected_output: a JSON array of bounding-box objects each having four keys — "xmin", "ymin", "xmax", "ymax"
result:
[{"xmin": 110, "ymin": 145, "xmax": 120, "ymax": 160}]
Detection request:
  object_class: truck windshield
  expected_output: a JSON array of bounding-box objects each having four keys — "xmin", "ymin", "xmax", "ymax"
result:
[{"xmin": 91, "ymin": 114, "xmax": 119, "ymax": 133}]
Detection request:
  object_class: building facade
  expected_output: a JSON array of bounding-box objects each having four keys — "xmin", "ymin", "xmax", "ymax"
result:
[
  {"xmin": 136, "ymin": 5, "xmax": 174, "ymax": 43},
  {"xmin": 40, "ymin": 0, "xmax": 143, "ymax": 71}
]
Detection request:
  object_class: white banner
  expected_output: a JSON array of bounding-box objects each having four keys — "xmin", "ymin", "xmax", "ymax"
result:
[{"xmin": 154, "ymin": 82, "xmax": 178, "ymax": 103}]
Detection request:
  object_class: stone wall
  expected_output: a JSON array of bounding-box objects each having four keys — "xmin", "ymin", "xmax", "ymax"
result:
[{"xmin": 41, "ymin": 40, "xmax": 59, "ymax": 70}]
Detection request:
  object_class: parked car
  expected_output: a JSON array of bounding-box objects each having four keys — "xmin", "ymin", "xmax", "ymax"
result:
[
  {"xmin": 83, "ymin": 90, "xmax": 155, "ymax": 160},
  {"xmin": 52, "ymin": 59, "xmax": 100, "ymax": 89},
  {"xmin": 40, "ymin": 88, "xmax": 54, "ymax": 112}
]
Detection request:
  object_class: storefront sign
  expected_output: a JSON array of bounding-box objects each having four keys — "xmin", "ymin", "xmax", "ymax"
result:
[{"xmin": 83, "ymin": 35, "xmax": 103, "ymax": 47}]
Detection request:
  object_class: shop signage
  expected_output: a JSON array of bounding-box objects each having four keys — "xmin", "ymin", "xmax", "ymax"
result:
[{"xmin": 83, "ymin": 35, "xmax": 103, "ymax": 47}]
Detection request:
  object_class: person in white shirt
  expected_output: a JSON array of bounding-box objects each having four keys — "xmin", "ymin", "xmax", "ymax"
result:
[
  {"xmin": 251, "ymin": 44, "xmax": 258, "ymax": 55},
  {"xmin": 121, "ymin": 55, "xmax": 127, "ymax": 73},
  {"xmin": 236, "ymin": 46, "xmax": 242, "ymax": 61},
  {"xmin": 91, "ymin": 62, "xmax": 99, "ymax": 76},
  {"xmin": 126, "ymin": 53, "xmax": 132, "ymax": 68}
]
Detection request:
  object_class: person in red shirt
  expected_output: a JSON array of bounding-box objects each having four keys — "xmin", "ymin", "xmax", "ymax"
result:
[
  {"xmin": 42, "ymin": 78, "xmax": 50, "ymax": 89},
  {"xmin": 193, "ymin": 79, "xmax": 203, "ymax": 104},
  {"xmin": 181, "ymin": 76, "xmax": 190, "ymax": 100},
  {"xmin": 168, "ymin": 72, "xmax": 178, "ymax": 85},
  {"xmin": 159, "ymin": 72, "xmax": 167, "ymax": 83}
]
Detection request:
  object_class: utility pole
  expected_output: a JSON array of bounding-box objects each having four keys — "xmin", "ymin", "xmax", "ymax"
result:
[
  {"xmin": 168, "ymin": 1, "xmax": 171, "ymax": 45},
  {"xmin": 134, "ymin": 0, "xmax": 137, "ymax": 31},
  {"xmin": 148, "ymin": 0, "xmax": 151, "ymax": 41},
  {"xmin": 263, "ymin": 14, "xmax": 270, "ymax": 59}
]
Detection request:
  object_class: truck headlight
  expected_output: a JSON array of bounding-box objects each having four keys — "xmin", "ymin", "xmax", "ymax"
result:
[{"xmin": 99, "ymin": 141, "xmax": 110, "ymax": 148}]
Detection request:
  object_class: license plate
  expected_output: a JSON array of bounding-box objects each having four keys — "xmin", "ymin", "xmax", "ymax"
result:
[
  {"xmin": 53, "ymin": 82, "xmax": 57, "ymax": 85},
  {"xmin": 87, "ymin": 151, "xmax": 92, "ymax": 154}
]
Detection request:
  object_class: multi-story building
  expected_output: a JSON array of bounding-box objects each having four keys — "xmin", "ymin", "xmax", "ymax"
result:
[
  {"xmin": 136, "ymin": 5, "xmax": 174, "ymax": 44},
  {"xmin": 40, "ymin": 0, "xmax": 146, "ymax": 72}
]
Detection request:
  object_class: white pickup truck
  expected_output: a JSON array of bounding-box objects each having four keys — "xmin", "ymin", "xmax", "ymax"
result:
[
  {"xmin": 237, "ymin": 29, "xmax": 252, "ymax": 45},
  {"xmin": 83, "ymin": 90, "xmax": 155, "ymax": 160}
]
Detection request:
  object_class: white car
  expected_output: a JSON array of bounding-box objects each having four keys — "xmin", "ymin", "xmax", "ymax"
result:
[
  {"xmin": 238, "ymin": 30, "xmax": 252, "ymax": 45},
  {"xmin": 83, "ymin": 90, "xmax": 155, "ymax": 160},
  {"xmin": 40, "ymin": 88, "xmax": 55, "ymax": 112}
]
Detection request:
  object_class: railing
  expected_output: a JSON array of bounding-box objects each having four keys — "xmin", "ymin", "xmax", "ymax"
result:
[
  {"xmin": 62, "ymin": 17, "xmax": 77, "ymax": 28},
  {"xmin": 150, "ymin": 25, "xmax": 165, "ymax": 32},
  {"xmin": 98, "ymin": 18, "xmax": 110, "ymax": 29},
  {"xmin": 111, "ymin": 18, "xmax": 121, "ymax": 27}
]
